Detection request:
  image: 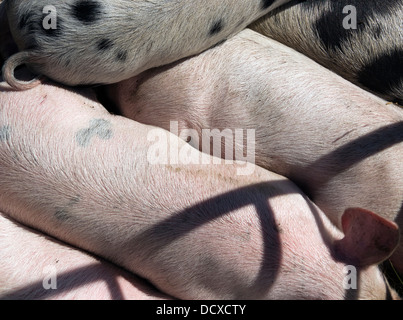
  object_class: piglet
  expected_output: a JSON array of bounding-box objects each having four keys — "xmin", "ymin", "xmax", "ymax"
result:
[
  {"xmin": 1, "ymin": 0, "xmax": 291, "ymax": 89},
  {"xmin": 250, "ymin": 0, "xmax": 403, "ymax": 105}
]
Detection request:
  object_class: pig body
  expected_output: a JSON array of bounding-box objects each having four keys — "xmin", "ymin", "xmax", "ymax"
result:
[
  {"xmin": 250, "ymin": 0, "xmax": 403, "ymax": 105},
  {"xmin": 1, "ymin": 0, "xmax": 291, "ymax": 89},
  {"xmin": 0, "ymin": 78, "xmax": 399, "ymax": 299},
  {"xmin": 0, "ymin": 213, "xmax": 171, "ymax": 300},
  {"xmin": 108, "ymin": 29, "xmax": 403, "ymax": 274}
]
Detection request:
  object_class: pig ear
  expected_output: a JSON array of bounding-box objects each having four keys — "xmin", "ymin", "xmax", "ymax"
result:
[{"xmin": 334, "ymin": 208, "xmax": 399, "ymax": 267}]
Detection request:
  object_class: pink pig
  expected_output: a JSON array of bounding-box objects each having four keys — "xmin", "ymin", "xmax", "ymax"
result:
[
  {"xmin": 107, "ymin": 29, "xmax": 403, "ymax": 275},
  {"xmin": 0, "ymin": 76, "xmax": 399, "ymax": 299}
]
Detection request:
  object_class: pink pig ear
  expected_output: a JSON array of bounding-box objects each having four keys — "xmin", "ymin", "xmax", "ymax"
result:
[{"xmin": 334, "ymin": 208, "xmax": 400, "ymax": 267}]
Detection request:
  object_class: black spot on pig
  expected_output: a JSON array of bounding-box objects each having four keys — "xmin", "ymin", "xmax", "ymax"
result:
[
  {"xmin": 313, "ymin": 4, "xmax": 367, "ymax": 52},
  {"xmin": 357, "ymin": 49, "xmax": 403, "ymax": 105},
  {"xmin": 18, "ymin": 11, "xmax": 41, "ymax": 33},
  {"xmin": 64, "ymin": 58, "xmax": 72, "ymax": 68},
  {"xmin": 97, "ymin": 38, "xmax": 114, "ymax": 51},
  {"xmin": 15, "ymin": 12, "xmax": 41, "ymax": 50},
  {"xmin": 261, "ymin": 0, "xmax": 276, "ymax": 10},
  {"xmin": 71, "ymin": 0, "xmax": 103, "ymax": 24},
  {"xmin": 314, "ymin": 16, "xmax": 350, "ymax": 52},
  {"xmin": 209, "ymin": 20, "xmax": 224, "ymax": 36},
  {"xmin": 55, "ymin": 196, "xmax": 81, "ymax": 222},
  {"xmin": 18, "ymin": 12, "xmax": 33, "ymax": 30},
  {"xmin": 301, "ymin": 0, "xmax": 402, "ymax": 52},
  {"xmin": 116, "ymin": 50, "xmax": 128, "ymax": 62}
]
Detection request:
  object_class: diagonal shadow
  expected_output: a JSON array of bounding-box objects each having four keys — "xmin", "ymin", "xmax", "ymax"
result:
[
  {"xmin": 129, "ymin": 180, "xmax": 294, "ymax": 298},
  {"xmin": 1, "ymin": 180, "xmax": 291, "ymax": 300},
  {"xmin": 3, "ymin": 123, "xmax": 401, "ymax": 299},
  {"xmin": 295, "ymin": 121, "xmax": 403, "ymax": 197},
  {"xmin": 278, "ymin": 121, "xmax": 403, "ymax": 298},
  {"xmin": 1, "ymin": 264, "xmax": 125, "ymax": 300},
  {"xmin": 89, "ymin": 86, "xmax": 403, "ymax": 299},
  {"xmin": 0, "ymin": 255, "xmax": 168, "ymax": 300},
  {"xmin": 125, "ymin": 122, "xmax": 403, "ymax": 299},
  {"xmin": 0, "ymin": 215, "xmax": 169, "ymax": 300}
]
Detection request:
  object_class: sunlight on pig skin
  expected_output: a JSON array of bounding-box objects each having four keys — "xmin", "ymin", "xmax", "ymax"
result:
[{"xmin": 0, "ymin": 0, "xmax": 402, "ymax": 300}]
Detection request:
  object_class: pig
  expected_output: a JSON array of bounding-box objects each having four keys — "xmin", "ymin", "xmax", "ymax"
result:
[
  {"xmin": 1, "ymin": 0, "xmax": 291, "ymax": 90},
  {"xmin": 0, "ymin": 213, "xmax": 171, "ymax": 300},
  {"xmin": 250, "ymin": 0, "xmax": 403, "ymax": 105},
  {"xmin": 106, "ymin": 29, "xmax": 403, "ymax": 275},
  {"xmin": 0, "ymin": 75, "xmax": 400, "ymax": 300}
]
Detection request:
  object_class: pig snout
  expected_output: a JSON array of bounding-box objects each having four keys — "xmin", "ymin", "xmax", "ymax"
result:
[{"xmin": 0, "ymin": 79, "xmax": 399, "ymax": 299}]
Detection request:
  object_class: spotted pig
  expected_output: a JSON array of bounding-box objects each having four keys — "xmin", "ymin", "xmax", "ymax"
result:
[
  {"xmin": 1, "ymin": 0, "xmax": 291, "ymax": 89},
  {"xmin": 250, "ymin": 0, "xmax": 403, "ymax": 105}
]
